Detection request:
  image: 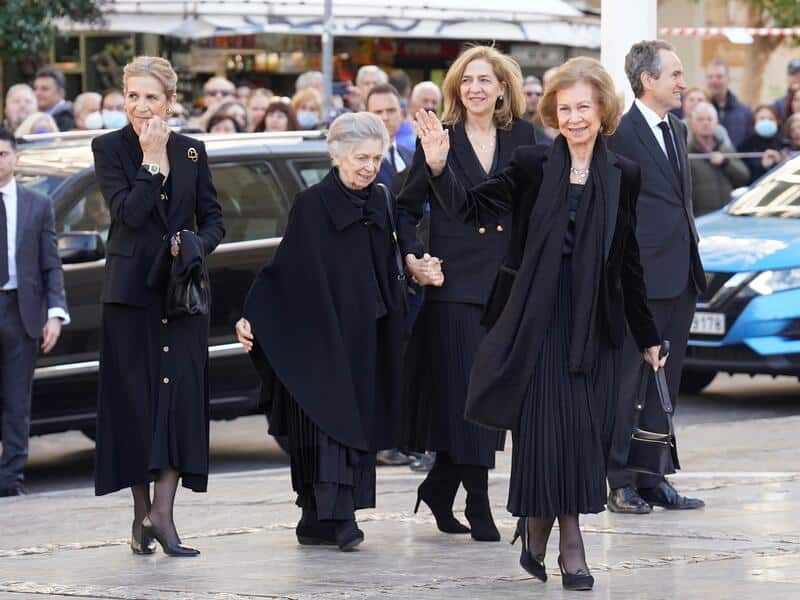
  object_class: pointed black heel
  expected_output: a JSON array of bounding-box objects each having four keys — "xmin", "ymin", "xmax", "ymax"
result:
[
  {"xmin": 130, "ymin": 519, "xmax": 156, "ymax": 555},
  {"xmin": 459, "ymin": 466, "xmax": 500, "ymax": 542},
  {"xmin": 510, "ymin": 517, "xmax": 547, "ymax": 582},
  {"xmin": 142, "ymin": 515, "xmax": 200, "ymax": 557},
  {"xmin": 414, "ymin": 481, "xmax": 471, "ymax": 534},
  {"xmin": 558, "ymin": 555, "xmax": 594, "ymax": 591}
]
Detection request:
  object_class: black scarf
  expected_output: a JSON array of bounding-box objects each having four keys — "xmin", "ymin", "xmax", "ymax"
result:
[{"xmin": 515, "ymin": 134, "xmax": 607, "ymax": 374}]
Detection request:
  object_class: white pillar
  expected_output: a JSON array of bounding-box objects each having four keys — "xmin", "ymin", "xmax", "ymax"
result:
[{"xmin": 601, "ymin": 0, "xmax": 658, "ymax": 108}]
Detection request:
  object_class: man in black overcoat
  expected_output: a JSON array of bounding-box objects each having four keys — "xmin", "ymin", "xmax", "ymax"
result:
[{"xmin": 606, "ymin": 40, "xmax": 706, "ymax": 513}]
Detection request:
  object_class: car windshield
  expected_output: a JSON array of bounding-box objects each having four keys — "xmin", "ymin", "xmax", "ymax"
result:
[{"xmin": 728, "ymin": 156, "xmax": 800, "ymax": 218}]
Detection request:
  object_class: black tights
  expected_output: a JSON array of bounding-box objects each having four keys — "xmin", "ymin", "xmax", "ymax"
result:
[
  {"xmin": 527, "ymin": 514, "xmax": 588, "ymax": 573},
  {"xmin": 130, "ymin": 468, "xmax": 182, "ymax": 546}
]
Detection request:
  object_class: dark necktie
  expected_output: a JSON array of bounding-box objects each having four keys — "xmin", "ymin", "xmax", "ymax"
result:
[
  {"xmin": 388, "ymin": 143, "xmax": 397, "ymax": 172},
  {"xmin": 0, "ymin": 192, "xmax": 8, "ymax": 286},
  {"xmin": 657, "ymin": 121, "xmax": 681, "ymax": 182}
]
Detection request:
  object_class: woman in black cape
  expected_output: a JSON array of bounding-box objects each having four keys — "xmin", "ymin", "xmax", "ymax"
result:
[
  {"xmin": 235, "ymin": 112, "xmax": 443, "ymax": 551},
  {"xmin": 415, "ymin": 57, "xmax": 664, "ymax": 590}
]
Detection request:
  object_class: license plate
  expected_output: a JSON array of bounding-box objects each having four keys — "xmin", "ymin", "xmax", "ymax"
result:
[{"xmin": 691, "ymin": 312, "xmax": 726, "ymax": 335}]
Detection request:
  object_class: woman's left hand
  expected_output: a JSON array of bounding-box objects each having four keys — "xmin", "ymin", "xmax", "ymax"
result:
[
  {"xmin": 643, "ymin": 345, "xmax": 668, "ymax": 371},
  {"xmin": 235, "ymin": 318, "xmax": 254, "ymax": 352}
]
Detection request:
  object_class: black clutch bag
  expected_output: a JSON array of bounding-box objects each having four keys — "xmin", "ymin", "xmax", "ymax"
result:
[
  {"xmin": 165, "ymin": 262, "xmax": 210, "ymax": 317},
  {"xmin": 625, "ymin": 341, "xmax": 680, "ymax": 476}
]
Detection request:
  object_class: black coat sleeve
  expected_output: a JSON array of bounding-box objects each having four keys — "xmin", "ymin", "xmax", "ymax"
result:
[
  {"xmin": 193, "ymin": 141, "xmax": 225, "ymax": 255},
  {"xmin": 429, "ymin": 146, "xmax": 540, "ymax": 224},
  {"xmin": 394, "ymin": 142, "xmax": 428, "ymax": 258},
  {"xmin": 619, "ymin": 164, "xmax": 660, "ymax": 350},
  {"xmin": 91, "ymin": 135, "xmax": 162, "ymax": 230}
]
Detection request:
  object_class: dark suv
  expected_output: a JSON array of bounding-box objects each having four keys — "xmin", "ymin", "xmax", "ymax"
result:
[{"xmin": 17, "ymin": 130, "xmax": 330, "ymax": 441}]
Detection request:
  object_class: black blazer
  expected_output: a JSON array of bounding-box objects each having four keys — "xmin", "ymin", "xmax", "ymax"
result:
[
  {"xmin": 396, "ymin": 118, "xmax": 536, "ymax": 305},
  {"xmin": 608, "ymin": 103, "xmax": 706, "ymax": 299},
  {"xmin": 430, "ymin": 143, "xmax": 659, "ymax": 351},
  {"xmin": 92, "ymin": 125, "xmax": 225, "ymax": 307},
  {"xmin": 12, "ymin": 183, "xmax": 69, "ymax": 338}
]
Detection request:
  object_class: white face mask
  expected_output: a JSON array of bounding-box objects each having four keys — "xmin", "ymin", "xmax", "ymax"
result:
[
  {"xmin": 102, "ymin": 110, "xmax": 128, "ymax": 129},
  {"xmin": 84, "ymin": 111, "xmax": 104, "ymax": 130}
]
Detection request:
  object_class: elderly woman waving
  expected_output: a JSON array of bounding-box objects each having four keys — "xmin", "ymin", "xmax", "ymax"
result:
[{"xmin": 235, "ymin": 112, "xmax": 443, "ymax": 551}]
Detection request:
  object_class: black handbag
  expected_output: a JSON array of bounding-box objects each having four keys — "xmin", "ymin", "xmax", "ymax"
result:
[
  {"xmin": 625, "ymin": 341, "xmax": 680, "ymax": 476},
  {"xmin": 165, "ymin": 233, "xmax": 211, "ymax": 318},
  {"xmin": 377, "ymin": 183, "xmax": 410, "ymax": 314}
]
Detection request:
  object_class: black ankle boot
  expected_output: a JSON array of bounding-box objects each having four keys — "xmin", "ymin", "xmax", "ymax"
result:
[
  {"xmin": 459, "ymin": 465, "xmax": 500, "ymax": 542},
  {"xmin": 296, "ymin": 506, "xmax": 337, "ymax": 546},
  {"xmin": 414, "ymin": 456, "xmax": 470, "ymax": 534},
  {"xmin": 334, "ymin": 519, "xmax": 364, "ymax": 551}
]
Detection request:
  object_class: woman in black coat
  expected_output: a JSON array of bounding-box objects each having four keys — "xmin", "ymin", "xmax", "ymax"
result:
[
  {"xmin": 416, "ymin": 57, "xmax": 663, "ymax": 590},
  {"xmin": 93, "ymin": 56, "xmax": 224, "ymax": 557},
  {"xmin": 235, "ymin": 112, "xmax": 443, "ymax": 551},
  {"xmin": 396, "ymin": 46, "xmax": 536, "ymax": 542}
]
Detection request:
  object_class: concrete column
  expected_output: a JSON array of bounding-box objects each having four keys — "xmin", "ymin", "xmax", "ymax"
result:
[{"xmin": 601, "ymin": 0, "xmax": 658, "ymax": 107}]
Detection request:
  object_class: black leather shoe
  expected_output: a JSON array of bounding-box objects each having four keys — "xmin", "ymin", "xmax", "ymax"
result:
[
  {"xmin": 510, "ymin": 517, "xmax": 547, "ymax": 582},
  {"xmin": 296, "ymin": 507, "xmax": 337, "ymax": 546},
  {"xmin": 639, "ymin": 480, "xmax": 705, "ymax": 510},
  {"xmin": 131, "ymin": 519, "xmax": 157, "ymax": 555},
  {"xmin": 608, "ymin": 486, "xmax": 652, "ymax": 514},
  {"xmin": 335, "ymin": 520, "xmax": 364, "ymax": 551},
  {"xmin": 558, "ymin": 555, "xmax": 594, "ymax": 591},
  {"xmin": 142, "ymin": 515, "xmax": 200, "ymax": 556},
  {"xmin": 376, "ymin": 449, "xmax": 412, "ymax": 466},
  {"xmin": 0, "ymin": 485, "xmax": 27, "ymax": 497}
]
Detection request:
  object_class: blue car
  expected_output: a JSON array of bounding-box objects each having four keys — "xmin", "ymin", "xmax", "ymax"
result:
[{"xmin": 683, "ymin": 155, "xmax": 800, "ymax": 393}]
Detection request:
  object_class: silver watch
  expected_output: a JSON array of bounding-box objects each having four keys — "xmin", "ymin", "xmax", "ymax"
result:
[{"xmin": 142, "ymin": 163, "xmax": 160, "ymax": 176}]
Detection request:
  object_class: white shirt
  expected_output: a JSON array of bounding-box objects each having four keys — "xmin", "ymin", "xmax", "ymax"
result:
[
  {"xmin": 387, "ymin": 141, "xmax": 406, "ymax": 172},
  {"xmin": 1, "ymin": 177, "xmax": 70, "ymax": 324},
  {"xmin": 634, "ymin": 98, "xmax": 676, "ymax": 160}
]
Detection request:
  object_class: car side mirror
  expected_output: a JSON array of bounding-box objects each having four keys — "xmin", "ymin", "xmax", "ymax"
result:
[{"xmin": 58, "ymin": 231, "xmax": 105, "ymax": 264}]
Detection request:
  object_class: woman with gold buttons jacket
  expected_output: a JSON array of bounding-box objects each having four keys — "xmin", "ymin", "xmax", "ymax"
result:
[
  {"xmin": 396, "ymin": 46, "xmax": 536, "ymax": 542},
  {"xmin": 92, "ymin": 57, "xmax": 224, "ymax": 557}
]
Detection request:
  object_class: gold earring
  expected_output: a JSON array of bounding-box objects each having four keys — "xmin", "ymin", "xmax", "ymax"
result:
[{"xmin": 166, "ymin": 107, "xmax": 173, "ymax": 116}]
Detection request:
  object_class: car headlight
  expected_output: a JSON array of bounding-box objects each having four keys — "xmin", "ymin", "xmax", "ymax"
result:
[{"xmin": 748, "ymin": 269, "xmax": 800, "ymax": 295}]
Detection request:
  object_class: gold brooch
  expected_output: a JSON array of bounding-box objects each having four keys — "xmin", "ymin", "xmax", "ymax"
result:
[{"xmin": 187, "ymin": 147, "xmax": 198, "ymax": 162}]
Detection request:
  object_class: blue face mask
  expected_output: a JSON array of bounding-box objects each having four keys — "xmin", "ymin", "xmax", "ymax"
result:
[
  {"xmin": 754, "ymin": 119, "xmax": 778, "ymax": 138},
  {"xmin": 296, "ymin": 110, "xmax": 320, "ymax": 129},
  {"xmin": 102, "ymin": 110, "xmax": 128, "ymax": 129}
]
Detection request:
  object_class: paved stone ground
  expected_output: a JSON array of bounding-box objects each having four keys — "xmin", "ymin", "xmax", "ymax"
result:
[{"xmin": 1, "ymin": 413, "xmax": 798, "ymax": 599}]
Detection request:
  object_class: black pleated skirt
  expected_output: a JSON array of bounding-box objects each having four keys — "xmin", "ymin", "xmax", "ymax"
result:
[
  {"xmin": 283, "ymin": 394, "xmax": 376, "ymax": 521},
  {"xmin": 95, "ymin": 302, "xmax": 210, "ymax": 496},
  {"xmin": 507, "ymin": 256, "xmax": 618, "ymax": 518},
  {"xmin": 403, "ymin": 301, "xmax": 505, "ymax": 468}
]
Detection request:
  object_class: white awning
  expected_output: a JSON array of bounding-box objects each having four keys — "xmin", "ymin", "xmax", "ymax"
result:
[{"xmin": 58, "ymin": 0, "xmax": 599, "ymax": 47}]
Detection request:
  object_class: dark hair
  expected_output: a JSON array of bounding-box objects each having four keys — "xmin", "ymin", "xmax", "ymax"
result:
[
  {"xmin": 34, "ymin": 67, "xmax": 66, "ymax": 91},
  {"xmin": 365, "ymin": 83, "xmax": 402, "ymax": 108},
  {"xmin": 784, "ymin": 86, "xmax": 800, "ymax": 120},
  {"xmin": 624, "ymin": 40, "xmax": 675, "ymax": 98},
  {"xmin": 206, "ymin": 114, "xmax": 242, "ymax": 133},
  {"xmin": 388, "ymin": 71, "xmax": 411, "ymax": 97},
  {"xmin": 255, "ymin": 100, "xmax": 300, "ymax": 132},
  {"xmin": 0, "ymin": 129, "xmax": 17, "ymax": 151},
  {"xmin": 752, "ymin": 103, "xmax": 780, "ymax": 125}
]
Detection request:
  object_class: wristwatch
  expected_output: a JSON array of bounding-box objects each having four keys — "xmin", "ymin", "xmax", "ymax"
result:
[{"xmin": 142, "ymin": 163, "xmax": 161, "ymax": 176}]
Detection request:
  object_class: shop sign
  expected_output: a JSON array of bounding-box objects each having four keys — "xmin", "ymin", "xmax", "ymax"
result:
[{"xmin": 511, "ymin": 45, "xmax": 565, "ymax": 68}]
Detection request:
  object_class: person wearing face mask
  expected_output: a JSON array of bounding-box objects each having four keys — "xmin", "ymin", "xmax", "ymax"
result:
[
  {"xmin": 73, "ymin": 92, "xmax": 103, "ymax": 130},
  {"xmin": 739, "ymin": 104, "xmax": 789, "ymax": 183},
  {"xmin": 291, "ymin": 88, "xmax": 323, "ymax": 130},
  {"xmin": 92, "ymin": 56, "xmax": 224, "ymax": 558},
  {"xmin": 101, "ymin": 90, "xmax": 129, "ymax": 129},
  {"xmin": 234, "ymin": 112, "xmax": 443, "ymax": 551}
]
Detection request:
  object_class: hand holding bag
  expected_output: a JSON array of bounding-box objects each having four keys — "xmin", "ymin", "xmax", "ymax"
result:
[
  {"xmin": 625, "ymin": 341, "xmax": 680, "ymax": 476},
  {"xmin": 165, "ymin": 230, "xmax": 210, "ymax": 318}
]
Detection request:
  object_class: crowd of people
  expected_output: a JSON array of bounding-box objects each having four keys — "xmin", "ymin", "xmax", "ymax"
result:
[{"xmin": 1, "ymin": 39, "xmax": 798, "ymax": 593}]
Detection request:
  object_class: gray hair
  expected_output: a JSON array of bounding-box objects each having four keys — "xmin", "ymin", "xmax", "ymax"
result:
[
  {"xmin": 625, "ymin": 39, "xmax": 675, "ymax": 98},
  {"xmin": 326, "ymin": 112, "xmax": 389, "ymax": 163},
  {"xmin": 6, "ymin": 83, "xmax": 35, "ymax": 102},
  {"xmin": 691, "ymin": 101, "xmax": 718, "ymax": 122},
  {"xmin": 295, "ymin": 70, "xmax": 323, "ymax": 92},
  {"xmin": 356, "ymin": 65, "xmax": 388, "ymax": 87},
  {"xmin": 523, "ymin": 75, "xmax": 542, "ymax": 87},
  {"xmin": 74, "ymin": 91, "xmax": 102, "ymax": 115},
  {"xmin": 411, "ymin": 80, "xmax": 442, "ymax": 103}
]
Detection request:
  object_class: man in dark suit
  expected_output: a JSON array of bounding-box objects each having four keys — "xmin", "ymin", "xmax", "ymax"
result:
[
  {"xmin": 366, "ymin": 83, "xmax": 414, "ymax": 194},
  {"xmin": 0, "ymin": 129, "xmax": 69, "ymax": 496},
  {"xmin": 33, "ymin": 68, "xmax": 76, "ymax": 132},
  {"xmin": 607, "ymin": 40, "xmax": 706, "ymax": 513}
]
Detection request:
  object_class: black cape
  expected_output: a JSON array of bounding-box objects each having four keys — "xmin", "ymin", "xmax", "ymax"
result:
[{"xmin": 243, "ymin": 169, "xmax": 406, "ymax": 451}]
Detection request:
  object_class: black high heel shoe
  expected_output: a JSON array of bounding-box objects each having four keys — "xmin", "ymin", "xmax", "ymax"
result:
[
  {"xmin": 414, "ymin": 481, "xmax": 471, "ymax": 534},
  {"xmin": 130, "ymin": 519, "xmax": 156, "ymax": 555},
  {"xmin": 142, "ymin": 515, "xmax": 200, "ymax": 557},
  {"xmin": 557, "ymin": 555, "xmax": 594, "ymax": 591},
  {"xmin": 510, "ymin": 517, "xmax": 547, "ymax": 582}
]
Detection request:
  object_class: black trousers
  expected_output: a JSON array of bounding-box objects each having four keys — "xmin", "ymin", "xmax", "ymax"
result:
[
  {"xmin": 0, "ymin": 291, "xmax": 38, "ymax": 489},
  {"xmin": 607, "ymin": 281, "xmax": 696, "ymax": 490}
]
